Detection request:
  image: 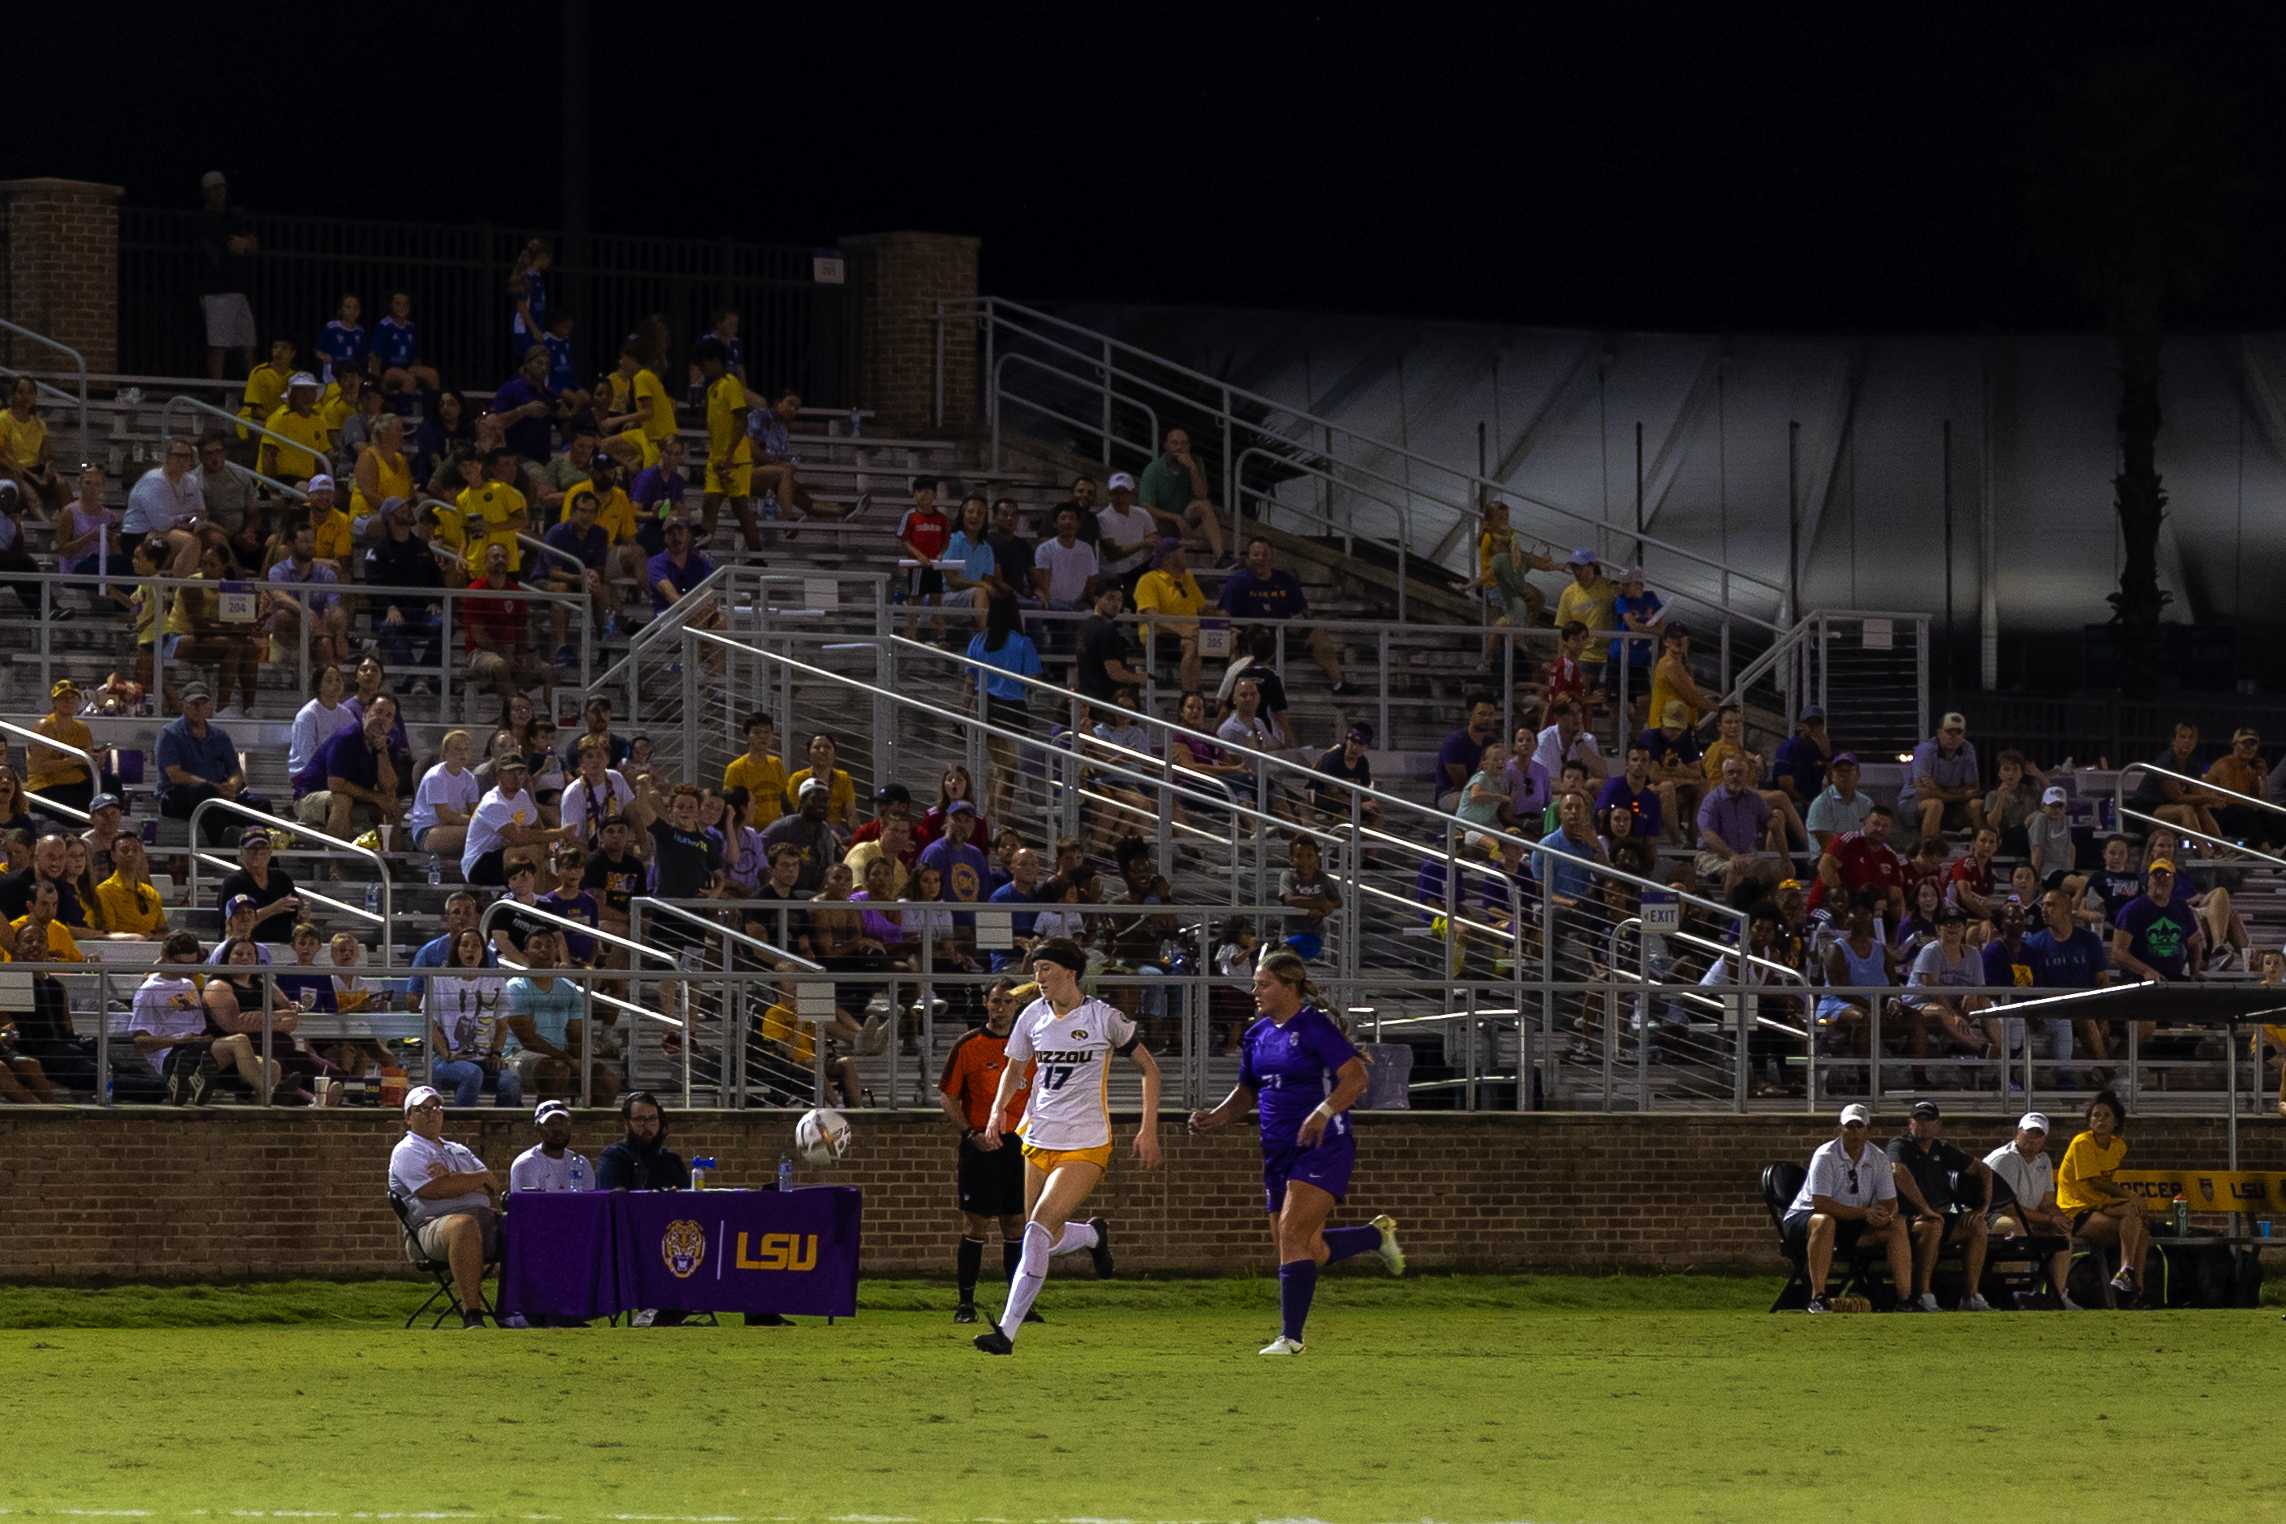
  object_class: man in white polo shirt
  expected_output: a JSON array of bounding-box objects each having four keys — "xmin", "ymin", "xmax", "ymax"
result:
[
  {"xmin": 508, "ymin": 1099, "xmax": 594, "ymax": 1193},
  {"xmin": 387, "ymin": 1084, "xmax": 500, "ymax": 1329},
  {"xmin": 1094, "ymin": 473, "xmax": 1157, "ymax": 592},
  {"xmin": 1782, "ymin": 1102, "xmax": 1913, "ymax": 1313},
  {"xmin": 1982, "ymin": 1111, "xmax": 2080, "ymax": 1308}
]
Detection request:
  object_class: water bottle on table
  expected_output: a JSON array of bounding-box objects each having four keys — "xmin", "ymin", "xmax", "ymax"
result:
[
  {"xmin": 690, "ymin": 1155, "xmax": 715, "ymax": 1190},
  {"xmin": 778, "ymin": 1154, "xmax": 794, "ymax": 1193}
]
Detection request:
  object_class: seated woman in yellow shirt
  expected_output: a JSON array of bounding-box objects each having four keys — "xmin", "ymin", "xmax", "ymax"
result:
[
  {"xmin": 2054, "ymin": 1089, "xmax": 2151, "ymax": 1303},
  {"xmin": 26, "ymin": 678, "xmax": 94, "ymax": 814},
  {"xmin": 782, "ymin": 732, "xmax": 857, "ymax": 832}
]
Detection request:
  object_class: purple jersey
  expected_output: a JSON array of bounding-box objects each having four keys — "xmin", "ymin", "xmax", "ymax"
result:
[{"xmin": 1240, "ymin": 1005, "xmax": 1359, "ymax": 1153}]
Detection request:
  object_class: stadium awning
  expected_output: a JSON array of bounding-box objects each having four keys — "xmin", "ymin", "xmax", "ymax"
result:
[{"xmin": 2003, "ymin": 979, "xmax": 2286, "ymax": 1026}]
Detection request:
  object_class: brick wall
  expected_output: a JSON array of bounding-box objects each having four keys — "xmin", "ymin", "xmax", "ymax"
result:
[
  {"xmin": 0, "ymin": 178, "xmax": 121, "ymax": 377},
  {"xmin": 842, "ymin": 231, "xmax": 979, "ymax": 437},
  {"xmin": 3, "ymin": 1107, "xmax": 2279, "ymax": 1282}
]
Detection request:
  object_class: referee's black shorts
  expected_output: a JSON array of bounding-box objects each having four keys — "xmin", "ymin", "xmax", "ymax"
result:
[{"xmin": 957, "ymin": 1137, "xmax": 1025, "ymax": 1216}]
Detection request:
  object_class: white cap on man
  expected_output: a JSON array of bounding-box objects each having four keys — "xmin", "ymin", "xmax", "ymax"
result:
[
  {"xmin": 2041, "ymin": 785, "xmax": 2067, "ymax": 805},
  {"xmin": 1838, "ymin": 1103, "xmax": 1871, "ymax": 1126},
  {"xmin": 402, "ymin": 1084, "xmax": 442, "ymax": 1114},
  {"xmin": 2017, "ymin": 1111, "xmax": 2049, "ymax": 1135},
  {"xmin": 1107, "ymin": 471, "xmax": 1137, "ymax": 492}
]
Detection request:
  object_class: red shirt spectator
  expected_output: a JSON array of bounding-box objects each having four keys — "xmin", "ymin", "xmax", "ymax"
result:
[
  {"xmin": 464, "ymin": 575, "xmax": 527, "ymax": 659},
  {"xmin": 1811, "ymin": 809, "xmax": 1907, "ymax": 915}
]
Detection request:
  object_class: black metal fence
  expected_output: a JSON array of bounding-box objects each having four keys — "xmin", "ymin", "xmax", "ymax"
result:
[{"xmin": 120, "ymin": 210, "xmax": 854, "ymax": 403}]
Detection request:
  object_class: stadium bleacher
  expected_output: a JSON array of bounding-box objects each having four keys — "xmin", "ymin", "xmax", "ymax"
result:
[{"xmin": 3, "ymin": 273, "xmax": 2284, "ymax": 1129}]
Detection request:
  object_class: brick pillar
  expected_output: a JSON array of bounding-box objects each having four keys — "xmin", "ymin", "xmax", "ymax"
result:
[
  {"xmin": 841, "ymin": 230, "xmax": 979, "ymax": 436},
  {"xmin": 0, "ymin": 177, "xmax": 122, "ymax": 375}
]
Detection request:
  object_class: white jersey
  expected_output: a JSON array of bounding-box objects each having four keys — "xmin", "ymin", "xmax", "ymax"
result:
[
  {"xmin": 509, "ymin": 1145, "xmax": 594, "ymax": 1194},
  {"xmin": 1004, "ymin": 995, "xmax": 1137, "ymax": 1151}
]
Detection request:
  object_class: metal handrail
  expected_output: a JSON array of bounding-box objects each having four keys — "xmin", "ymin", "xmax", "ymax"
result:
[
  {"xmin": 990, "ymin": 351, "xmax": 1159, "ymax": 466},
  {"xmin": 957, "ymin": 296, "xmax": 1790, "ymax": 611},
  {"xmin": 0, "ymin": 317, "xmax": 88, "ymax": 461},
  {"xmin": 517, "ymin": 531, "xmax": 587, "ymax": 579},
  {"xmin": 159, "ymin": 394, "xmax": 322, "ymax": 475},
  {"xmin": 184, "ymin": 796, "xmax": 391, "ymax": 947},
  {"xmin": 887, "ymin": 630, "xmax": 1745, "ymax": 927},
  {"xmin": 477, "ymin": 897, "xmax": 681, "ymax": 971},
  {"xmin": 630, "ymin": 896, "xmax": 824, "ymax": 971},
  {"xmin": 592, "ymin": 562, "xmax": 735, "ymax": 692},
  {"xmin": 2115, "ymin": 760, "xmax": 2286, "ymax": 828},
  {"xmin": 226, "ymin": 460, "xmax": 309, "ymax": 502},
  {"xmin": 0, "ymin": 718, "xmax": 99, "ymax": 825},
  {"xmin": 2118, "ymin": 809, "xmax": 2286, "ymax": 871},
  {"xmin": 695, "ymin": 629, "xmax": 1328, "ymax": 847}
]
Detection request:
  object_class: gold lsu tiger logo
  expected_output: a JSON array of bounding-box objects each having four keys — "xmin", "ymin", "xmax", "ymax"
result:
[{"xmin": 661, "ymin": 1218, "xmax": 707, "ymax": 1279}]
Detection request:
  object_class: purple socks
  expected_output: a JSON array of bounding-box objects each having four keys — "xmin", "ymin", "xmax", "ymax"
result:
[
  {"xmin": 1278, "ymin": 1259, "xmax": 1318, "ymax": 1342},
  {"xmin": 1322, "ymin": 1225, "xmax": 1380, "ymax": 1265}
]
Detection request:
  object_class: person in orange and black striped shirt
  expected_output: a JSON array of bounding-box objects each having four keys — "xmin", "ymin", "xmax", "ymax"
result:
[{"xmin": 938, "ymin": 977, "xmax": 1037, "ymax": 1325}]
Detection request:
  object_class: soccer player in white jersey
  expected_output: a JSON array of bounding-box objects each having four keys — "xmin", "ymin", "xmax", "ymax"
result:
[{"xmin": 972, "ymin": 937, "xmax": 1161, "ymax": 1355}]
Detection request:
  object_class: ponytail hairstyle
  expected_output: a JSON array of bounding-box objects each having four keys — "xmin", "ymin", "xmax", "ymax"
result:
[{"xmin": 1255, "ymin": 948, "xmax": 1318, "ymax": 1009}]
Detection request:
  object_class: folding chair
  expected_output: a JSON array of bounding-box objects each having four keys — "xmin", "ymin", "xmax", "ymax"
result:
[
  {"xmin": 389, "ymin": 1192, "xmax": 495, "ymax": 1329},
  {"xmin": 1761, "ymin": 1161, "xmax": 1897, "ymax": 1310}
]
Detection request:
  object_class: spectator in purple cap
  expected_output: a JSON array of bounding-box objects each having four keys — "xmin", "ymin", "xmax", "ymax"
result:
[
  {"xmin": 205, "ymin": 894, "xmax": 275, "ymax": 964},
  {"xmin": 919, "ymin": 800, "xmax": 990, "ymax": 905},
  {"xmin": 1806, "ymin": 752, "xmax": 1874, "ymax": 851}
]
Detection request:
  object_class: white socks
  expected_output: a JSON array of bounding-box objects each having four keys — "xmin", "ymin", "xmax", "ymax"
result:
[
  {"xmin": 1052, "ymin": 1220, "xmax": 1098, "ymax": 1255},
  {"xmin": 998, "ymin": 1221, "xmax": 1053, "ymax": 1339}
]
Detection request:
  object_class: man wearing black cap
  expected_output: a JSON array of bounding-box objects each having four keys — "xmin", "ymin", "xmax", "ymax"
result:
[
  {"xmin": 81, "ymin": 792, "xmax": 128, "ymax": 881},
  {"xmin": 1312, "ymin": 724, "xmax": 1381, "ymax": 827},
  {"xmin": 1887, "ymin": 1101, "xmax": 1992, "ymax": 1312},
  {"xmin": 1772, "ymin": 707, "xmax": 1833, "ymax": 810}
]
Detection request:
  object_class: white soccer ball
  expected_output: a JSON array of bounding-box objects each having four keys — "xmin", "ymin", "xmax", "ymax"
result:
[{"xmin": 794, "ymin": 1107, "xmax": 852, "ymax": 1167}]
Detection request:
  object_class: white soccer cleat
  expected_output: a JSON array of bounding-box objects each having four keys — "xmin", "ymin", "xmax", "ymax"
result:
[
  {"xmin": 1258, "ymin": 1335, "xmax": 1305, "ymax": 1356},
  {"xmin": 1370, "ymin": 1214, "xmax": 1406, "ymax": 1277},
  {"xmin": 1961, "ymin": 1293, "xmax": 1992, "ymax": 1312}
]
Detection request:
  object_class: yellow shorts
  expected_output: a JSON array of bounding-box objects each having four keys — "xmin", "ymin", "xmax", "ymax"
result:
[
  {"xmin": 706, "ymin": 462, "xmax": 752, "ymax": 497},
  {"xmin": 1022, "ymin": 1142, "xmax": 1113, "ymax": 1175},
  {"xmin": 610, "ymin": 428, "xmax": 659, "ymax": 471}
]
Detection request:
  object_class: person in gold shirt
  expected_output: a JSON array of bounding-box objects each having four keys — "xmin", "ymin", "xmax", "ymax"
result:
[
  {"xmin": 2054, "ymin": 1088, "xmax": 2151, "ymax": 1303},
  {"xmin": 10, "ymin": 880, "xmax": 82, "ymax": 963},
  {"xmin": 303, "ymin": 477, "xmax": 356, "ymax": 568},
  {"xmin": 351, "ymin": 413, "xmax": 415, "ymax": 526},
  {"xmin": 0, "ymin": 376, "xmax": 61, "ymax": 511},
  {"xmin": 1648, "ymin": 623, "xmax": 1713, "ymax": 736},
  {"xmin": 599, "ymin": 339, "xmax": 675, "ymax": 470},
  {"xmin": 1132, "ymin": 538, "xmax": 1208, "ymax": 692},
  {"xmin": 26, "ymin": 677, "xmax": 94, "ymax": 814},
  {"xmin": 258, "ymin": 372, "xmax": 331, "ymax": 481},
  {"xmin": 92, "ymin": 833, "xmax": 169, "ymax": 939},
  {"xmin": 2202, "ymin": 726, "xmax": 2272, "ymax": 846},
  {"xmin": 782, "ymin": 732, "xmax": 857, "ymax": 833},
  {"xmin": 1553, "ymin": 548, "xmax": 1618, "ymax": 671},
  {"xmin": 458, "ymin": 448, "xmax": 529, "ymax": 577},
  {"xmin": 696, "ymin": 339, "xmax": 761, "ymax": 552},
  {"xmin": 237, "ymin": 337, "xmax": 298, "ymax": 439},
  {"xmin": 723, "ymin": 712, "xmax": 787, "ymax": 826}
]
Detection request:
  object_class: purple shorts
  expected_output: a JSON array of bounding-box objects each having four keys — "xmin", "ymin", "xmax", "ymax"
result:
[{"xmin": 1263, "ymin": 1132, "xmax": 1355, "ymax": 1215}]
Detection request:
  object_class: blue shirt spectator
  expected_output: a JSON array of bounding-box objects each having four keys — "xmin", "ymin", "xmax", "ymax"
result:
[
  {"xmin": 1530, "ymin": 825, "xmax": 1606, "ymax": 905},
  {"xmin": 964, "ymin": 628, "xmax": 1043, "ymax": 701},
  {"xmin": 544, "ymin": 518, "xmax": 608, "ymax": 573},
  {"xmin": 1771, "ymin": 715, "xmax": 1831, "ymax": 799},
  {"xmin": 646, "ymin": 542, "xmax": 716, "ymax": 611},
  {"xmin": 1217, "ymin": 566, "xmax": 1309, "ymax": 621},
  {"xmin": 295, "ymin": 721, "xmax": 384, "ymax": 800},
  {"xmin": 315, "ymin": 318, "xmax": 367, "ymax": 382},
  {"xmin": 493, "ymin": 371, "xmax": 556, "ymax": 463},
  {"xmin": 156, "ymin": 705, "xmax": 240, "ymax": 800},
  {"xmin": 986, "ymin": 878, "xmax": 1043, "ymax": 971},
  {"xmin": 1594, "ymin": 774, "xmax": 1663, "ymax": 838},
  {"xmin": 267, "ymin": 553, "xmax": 340, "ymax": 612}
]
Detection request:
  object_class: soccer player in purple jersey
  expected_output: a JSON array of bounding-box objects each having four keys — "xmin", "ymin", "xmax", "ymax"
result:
[{"xmin": 1189, "ymin": 950, "xmax": 1404, "ymax": 1354}]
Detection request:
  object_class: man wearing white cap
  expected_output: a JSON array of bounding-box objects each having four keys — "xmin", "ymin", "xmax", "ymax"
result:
[
  {"xmin": 1781, "ymin": 1102, "xmax": 1913, "ymax": 1313},
  {"xmin": 1981, "ymin": 1111, "xmax": 2078, "ymax": 1307},
  {"xmin": 1135, "ymin": 426, "xmax": 1229, "ymax": 565},
  {"xmin": 1898, "ymin": 713, "xmax": 1982, "ymax": 844},
  {"xmin": 1095, "ymin": 473, "xmax": 1157, "ymax": 591},
  {"xmin": 509, "ymin": 1099, "xmax": 595, "ymax": 1193},
  {"xmin": 258, "ymin": 371, "xmax": 332, "ymax": 482},
  {"xmin": 387, "ymin": 1084, "xmax": 499, "ymax": 1329},
  {"xmin": 196, "ymin": 171, "xmax": 258, "ymax": 380}
]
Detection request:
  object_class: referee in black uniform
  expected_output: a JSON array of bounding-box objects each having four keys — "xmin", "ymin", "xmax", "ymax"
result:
[{"xmin": 938, "ymin": 978, "xmax": 1035, "ymax": 1323}]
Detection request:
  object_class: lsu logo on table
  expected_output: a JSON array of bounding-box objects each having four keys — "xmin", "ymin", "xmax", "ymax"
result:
[
  {"xmin": 735, "ymin": 1232, "xmax": 818, "ymax": 1272},
  {"xmin": 661, "ymin": 1218, "xmax": 707, "ymax": 1279}
]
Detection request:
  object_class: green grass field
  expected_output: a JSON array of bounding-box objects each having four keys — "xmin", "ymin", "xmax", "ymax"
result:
[{"xmin": 4, "ymin": 1275, "xmax": 2284, "ymax": 1523}]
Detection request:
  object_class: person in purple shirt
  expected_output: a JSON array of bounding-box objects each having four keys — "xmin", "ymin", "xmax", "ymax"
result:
[
  {"xmin": 629, "ymin": 436, "xmax": 690, "ymax": 555},
  {"xmin": 1215, "ymin": 537, "xmax": 1352, "ymax": 693},
  {"xmin": 1188, "ymin": 950, "xmax": 1404, "ymax": 1354},
  {"xmin": 1594, "ymin": 742, "xmax": 1664, "ymax": 839},
  {"xmin": 493, "ymin": 347, "xmax": 559, "ymax": 464},
  {"xmin": 645, "ymin": 520, "xmax": 716, "ymax": 613},
  {"xmin": 1436, "ymin": 693, "xmax": 1499, "ymax": 807}
]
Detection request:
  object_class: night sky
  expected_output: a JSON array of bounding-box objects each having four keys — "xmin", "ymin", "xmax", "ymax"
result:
[{"xmin": 20, "ymin": 3, "xmax": 2286, "ymax": 333}]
